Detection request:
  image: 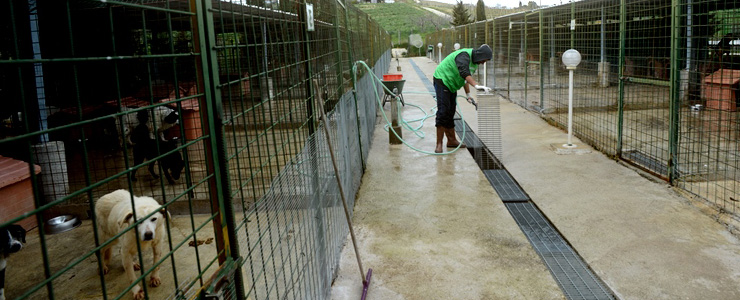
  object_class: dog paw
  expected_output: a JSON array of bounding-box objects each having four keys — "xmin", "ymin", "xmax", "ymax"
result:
[
  {"xmin": 150, "ymin": 276, "xmax": 161, "ymax": 287},
  {"xmin": 133, "ymin": 262, "xmax": 141, "ymax": 271},
  {"xmin": 100, "ymin": 265, "xmax": 109, "ymax": 275},
  {"xmin": 132, "ymin": 286, "xmax": 145, "ymax": 300}
]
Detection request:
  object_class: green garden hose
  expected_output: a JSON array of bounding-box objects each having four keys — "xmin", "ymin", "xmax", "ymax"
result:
[{"xmin": 353, "ymin": 61, "xmax": 469, "ymax": 155}]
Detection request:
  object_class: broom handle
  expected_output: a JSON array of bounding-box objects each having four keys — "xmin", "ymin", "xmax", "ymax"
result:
[{"xmin": 314, "ymin": 80, "xmax": 366, "ymax": 284}]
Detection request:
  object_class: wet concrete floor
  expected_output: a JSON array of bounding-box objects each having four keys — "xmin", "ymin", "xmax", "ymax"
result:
[{"xmin": 330, "ymin": 57, "xmax": 740, "ymax": 299}]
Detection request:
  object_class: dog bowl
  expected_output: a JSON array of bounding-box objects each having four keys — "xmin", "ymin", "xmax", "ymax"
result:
[{"xmin": 44, "ymin": 215, "xmax": 81, "ymax": 234}]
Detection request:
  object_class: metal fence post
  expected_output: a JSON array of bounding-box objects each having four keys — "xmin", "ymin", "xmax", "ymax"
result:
[
  {"xmin": 485, "ymin": 20, "xmax": 490, "ymax": 46},
  {"xmin": 549, "ymin": 16, "xmax": 555, "ymax": 85},
  {"xmin": 193, "ymin": 0, "xmax": 245, "ymax": 297},
  {"xmin": 617, "ymin": 0, "xmax": 626, "ymax": 156},
  {"xmin": 334, "ymin": 2, "xmax": 344, "ymax": 104},
  {"xmin": 668, "ymin": 0, "xmax": 681, "ymax": 183},
  {"xmin": 571, "ymin": 1, "xmax": 575, "ymax": 49},
  {"xmin": 466, "ymin": 25, "xmax": 470, "ymax": 46},
  {"xmin": 300, "ymin": 2, "xmax": 329, "ymax": 296},
  {"xmin": 538, "ymin": 10, "xmax": 545, "ymax": 111},
  {"xmin": 491, "ymin": 21, "xmax": 496, "ymax": 90},
  {"xmin": 507, "ymin": 17, "xmax": 512, "ymax": 99},
  {"xmin": 346, "ymin": 7, "xmax": 366, "ymax": 171},
  {"xmin": 524, "ymin": 14, "xmax": 529, "ymax": 107},
  {"xmin": 211, "ymin": 0, "xmax": 245, "ymax": 288},
  {"xmin": 367, "ymin": 15, "xmax": 373, "ymax": 65}
]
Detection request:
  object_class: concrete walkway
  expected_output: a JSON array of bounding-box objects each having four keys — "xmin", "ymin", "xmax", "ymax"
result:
[{"xmin": 330, "ymin": 57, "xmax": 740, "ymax": 299}]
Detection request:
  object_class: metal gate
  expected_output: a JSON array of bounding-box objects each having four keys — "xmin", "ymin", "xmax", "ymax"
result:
[{"xmin": 619, "ymin": 0, "xmax": 674, "ymax": 178}]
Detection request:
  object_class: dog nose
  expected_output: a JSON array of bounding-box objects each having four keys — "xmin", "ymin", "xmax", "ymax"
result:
[
  {"xmin": 9, "ymin": 243, "xmax": 22, "ymax": 253},
  {"xmin": 143, "ymin": 232, "xmax": 153, "ymax": 241}
]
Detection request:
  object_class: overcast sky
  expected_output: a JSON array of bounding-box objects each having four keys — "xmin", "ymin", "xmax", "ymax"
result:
[{"xmin": 427, "ymin": 0, "xmax": 566, "ymax": 9}]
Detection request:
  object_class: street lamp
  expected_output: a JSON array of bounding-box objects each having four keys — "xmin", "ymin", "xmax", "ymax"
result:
[
  {"xmin": 562, "ymin": 49, "xmax": 581, "ymax": 148},
  {"xmin": 437, "ymin": 42, "xmax": 443, "ymax": 63}
]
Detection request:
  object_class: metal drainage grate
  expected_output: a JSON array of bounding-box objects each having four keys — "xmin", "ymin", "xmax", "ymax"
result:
[
  {"xmin": 454, "ymin": 120, "xmax": 504, "ymax": 170},
  {"xmin": 506, "ymin": 202, "xmax": 615, "ymax": 300},
  {"xmin": 453, "ymin": 117, "xmax": 616, "ymax": 300},
  {"xmin": 623, "ymin": 150, "xmax": 668, "ymax": 176},
  {"xmin": 454, "ymin": 119, "xmax": 484, "ymax": 148},
  {"xmin": 483, "ymin": 170, "xmax": 529, "ymax": 202},
  {"xmin": 468, "ymin": 147, "xmax": 503, "ymax": 170},
  {"xmin": 407, "ymin": 58, "xmax": 435, "ymax": 92}
]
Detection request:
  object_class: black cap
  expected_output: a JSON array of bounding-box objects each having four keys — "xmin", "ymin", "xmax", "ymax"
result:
[{"xmin": 472, "ymin": 44, "xmax": 492, "ymax": 63}]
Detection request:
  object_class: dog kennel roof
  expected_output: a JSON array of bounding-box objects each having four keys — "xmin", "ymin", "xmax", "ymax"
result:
[{"xmin": 0, "ymin": 156, "xmax": 41, "ymax": 189}]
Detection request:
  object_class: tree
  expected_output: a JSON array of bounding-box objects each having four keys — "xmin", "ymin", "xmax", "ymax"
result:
[
  {"xmin": 413, "ymin": 14, "xmax": 449, "ymax": 32},
  {"xmin": 476, "ymin": 0, "xmax": 486, "ymax": 21},
  {"xmin": 450, "ymin": 0, "xmax": 472, "ymax": 26}
]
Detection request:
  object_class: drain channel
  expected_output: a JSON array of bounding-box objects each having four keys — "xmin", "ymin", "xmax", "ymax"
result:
[
  {"xmin": 622, "ymin": 150, "xmax": 668, "ymax": 176},
  {"xmin": 482, "ymin": 170, "xmax": 529, "ymax": 202},
  {"xmin": 455, "ymin": 119, "xmax": 616, "ymax": 300},
  {"xmin": 507, "ymin": 202, "xmax": 614, "ymax": 300},
  {"xmin": 407, "ymin": 59, "xmax": 435, "ymax": 91},
  {"xmin": 407, "ymin": 58, "xmax": 615, "ymax": 299}
]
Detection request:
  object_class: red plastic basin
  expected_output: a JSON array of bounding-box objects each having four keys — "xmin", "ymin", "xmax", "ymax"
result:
[{"xmin": 383, "ymin": 74, "xmax": 403, "ymax": 81}]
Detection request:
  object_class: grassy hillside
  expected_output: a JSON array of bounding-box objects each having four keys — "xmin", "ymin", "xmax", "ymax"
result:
[
  {"xmin": 419, "ymin": 0, "xmax": 454, "ymax": 16},
  {"xmin": 354, "ymin": 2, "xmax": 448, "ymax": 44},
  {"xmin": 353, "ymin": 0, "xmax": 529, "ymax": 49}
]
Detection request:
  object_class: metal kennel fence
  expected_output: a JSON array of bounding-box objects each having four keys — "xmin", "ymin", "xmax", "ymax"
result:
[
  {"xmin": 0, "ymin": 0, "xmax": 389, "ymax": 299},
  {"xmin": 427, "ymin": 0, "xmax": 740, "ymax": 217}
]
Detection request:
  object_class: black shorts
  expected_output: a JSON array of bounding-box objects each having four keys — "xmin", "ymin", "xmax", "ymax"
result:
[{"xmin": 433, "ymin": 77, "xmax": 457, "ymax": 128}]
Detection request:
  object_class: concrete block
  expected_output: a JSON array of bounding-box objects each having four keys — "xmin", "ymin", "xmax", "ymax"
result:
[
  {"xmin": 598, "ymin": 62, "xmax": 610, "ymax": 87},
  {"xmin": 549, "ymin": 143, "xmax": 592, "ymax": 155}
]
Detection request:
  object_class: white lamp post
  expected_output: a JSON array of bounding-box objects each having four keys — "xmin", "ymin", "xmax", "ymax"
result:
[
  {"xmin": 562, "ymin": 49, "xmax": 581, "ymax": 148},
  {"xmin": 437, "ymin": 42, "xmax": 443, "ymax": 63}
]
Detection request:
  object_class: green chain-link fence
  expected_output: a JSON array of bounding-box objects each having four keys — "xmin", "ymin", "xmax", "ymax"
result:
[
  {"xmin": 0, "ymin": 0, "xmax": 389, "ymax": 299},
  {"xmin": 427, "ymin": 0, "xmax": 739, "ymax": 217}
]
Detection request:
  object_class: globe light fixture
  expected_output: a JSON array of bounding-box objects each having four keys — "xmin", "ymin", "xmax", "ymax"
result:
[
  {"xmin": 561, "ymin": 49, "xmax": 582, "ymax": 70},
  {"xmin": 454, "ymin": 43, "xmax": 460, "ymax": 50},
  {"xmin": 437, "ymin": 43, "xmax": 443, "ymax": 63},
  {"xmin": 562, "ymin": 49, "xmax": 581, "ymax": 147}
]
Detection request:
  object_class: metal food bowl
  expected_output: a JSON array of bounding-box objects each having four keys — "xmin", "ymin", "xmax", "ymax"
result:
[{"xmin": 44, "ymin": 215, "xmax": 81, "ymax": 234}]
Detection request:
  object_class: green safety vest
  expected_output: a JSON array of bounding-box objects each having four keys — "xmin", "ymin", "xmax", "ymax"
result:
[{"xmin": 433, "ymin": 48, "xmax": 478, "ymax": 91}]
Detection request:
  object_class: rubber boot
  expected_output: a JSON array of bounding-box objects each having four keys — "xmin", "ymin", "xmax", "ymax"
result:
[
  {"xmin": 445, "ymin": 127, "xmax": 461, "ymax": 147},
  {"xmin": 435, "ymin": 126, "xmax": 445, "ymax": 153}
]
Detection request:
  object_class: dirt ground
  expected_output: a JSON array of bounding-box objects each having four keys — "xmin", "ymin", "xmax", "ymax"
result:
[{"xmin": 3, "ymin": 215, "xmax": 220, "ymax": 300}]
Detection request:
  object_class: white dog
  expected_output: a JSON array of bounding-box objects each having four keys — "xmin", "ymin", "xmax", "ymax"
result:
[
  {"xmin": 95, "ymin": 190, "xmax": 169, "ymax": 300},
  {"xmin": 116, "ymin": 106, "xmax": 179, "ymax": 146}
]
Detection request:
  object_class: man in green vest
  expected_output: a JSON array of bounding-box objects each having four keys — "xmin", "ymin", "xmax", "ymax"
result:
[{"xmin": 432, "ymin": 44, "xmax": 492, "ymax": 153}]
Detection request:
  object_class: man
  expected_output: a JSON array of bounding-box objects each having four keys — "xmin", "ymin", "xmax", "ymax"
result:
[{"xmin": 432, "ymin": 44, "xmax": 492, "ymax": 153}]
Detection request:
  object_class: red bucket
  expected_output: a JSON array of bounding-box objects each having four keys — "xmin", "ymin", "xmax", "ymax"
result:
[{"xmin": 383, "ymin": 74, "xmax": 403, "ymax": 81}]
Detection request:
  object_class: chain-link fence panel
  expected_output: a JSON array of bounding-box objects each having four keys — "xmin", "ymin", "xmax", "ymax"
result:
[
  {"xmin": 0, "ymin": 0, "xmax": 390, "ymax": 299},
  {"xmin": 0, "ymin": 1, "xmax": 231, "ymax": 299},
  {"xmin": 674, "ymin": 0, "xmax": 740, "ymax": 214},
  {"xmin": 619, "ymin": 0, "xmax": 674, "ymax": 176}
]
